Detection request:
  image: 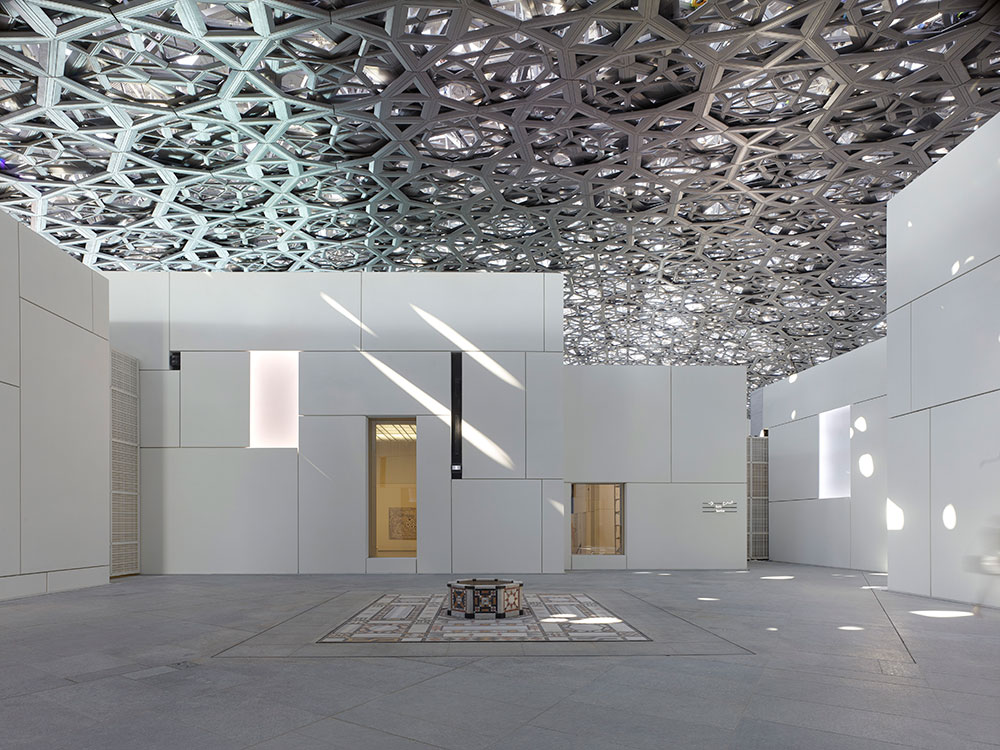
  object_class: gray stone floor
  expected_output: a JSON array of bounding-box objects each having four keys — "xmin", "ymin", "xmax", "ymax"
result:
[{"xmin": 0, "ymin": 562, "xmax": 997, "ymax": 750}]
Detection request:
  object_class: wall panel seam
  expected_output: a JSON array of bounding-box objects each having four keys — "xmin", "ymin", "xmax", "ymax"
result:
[
  {"xmin": 887, "ymin": 251, "xmax": 1000, "ymax": 314},
  {"xmin": 19, "ymin": 298, "xmax": 102, "ymax": 340}
]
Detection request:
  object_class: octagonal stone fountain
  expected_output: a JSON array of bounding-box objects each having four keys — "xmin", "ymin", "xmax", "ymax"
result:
[{"xmin": 446, "ymin": 578, "xmax": 524, "ymax": 619}]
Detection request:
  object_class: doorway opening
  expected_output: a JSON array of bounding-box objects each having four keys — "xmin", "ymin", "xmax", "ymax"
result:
[{"xmin": 369, "ymin": 419, "xmax": 417, "ymax": 558}]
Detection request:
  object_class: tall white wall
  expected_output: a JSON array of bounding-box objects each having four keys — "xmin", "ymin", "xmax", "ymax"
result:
[
  {"xmin": 563, "ymin": 365, "xmax": 747, "ymax": 570},
  {"xmin": 106, "ymin": 271, "xmax": 565, "ymax": 575},
  {"xmin": 756, "ymin": 339, "xmax": 888, "ymax": 571},
  {"xmin": 886, "ymin": 112, "xmax": 1000, "ymax": 607},
  {"xmin": 0, "ymin": 213, "xmax": 110, "ymax": 602}
]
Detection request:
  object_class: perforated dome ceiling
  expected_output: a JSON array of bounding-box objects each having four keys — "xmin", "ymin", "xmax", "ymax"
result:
[{"xmin": 1, "ymin": 0, "xmax": 998, "ymax": 389}]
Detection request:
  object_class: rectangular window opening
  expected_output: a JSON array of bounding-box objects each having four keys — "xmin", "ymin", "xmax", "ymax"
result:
[
  {"xmin": 369, "ymin": 419, "xmax": 417, "ymax": 558},
  {"xmin": 571, "ymin": 483, "xmax": 624, "ymax": 555}
]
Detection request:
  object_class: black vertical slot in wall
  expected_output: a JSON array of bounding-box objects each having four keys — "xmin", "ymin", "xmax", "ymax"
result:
[{"xmin": 451, "ymin": 351, "xmax": 462, "ymax": 478}]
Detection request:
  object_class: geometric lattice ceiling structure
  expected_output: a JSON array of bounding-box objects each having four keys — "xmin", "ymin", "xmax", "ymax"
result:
[{"xmin": 1, "ymin": 1, "xmax": 998, "ymax": 390}]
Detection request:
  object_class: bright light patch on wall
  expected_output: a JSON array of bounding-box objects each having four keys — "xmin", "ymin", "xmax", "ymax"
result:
[
  {"xmin": 766, "ymin": 627, "xmax": 778, "ymax": 631},
  {"xmin": 761, "ymin": 576, "xmax": 794, "ymax": 580},
  {"xmin": 358, "ymin": 350, "xmax": 514, "ymax": 470},
  {"xmin": 942, "ymin": 503, "xmax": 957, "ymax": 530},
  {"xmin": 411, "ymin": 305, "xmax": 523, "ymax": 389},
  {"xmin": 886, "ymin": 498, "xmax": 905, "ymax": 531},
  {"xmin": 788, "ymin": 374, "xmax": 797, "ymax": 384},
  {"xmin": 858, "ymin": 453, "xmax": 875, "ymax": 478},
  {"xmin": 837, "ymin": 625, "xmax": 864, "ymax": 631},
  {"xmin": 910, "ymin": 610, "xmax": 973, "ymax": 618},
  {"xmin": 854, "ymin": 417, "xmax": 867, "ymax": 432},
  {"xmin": 819, "ymin": 405, "xmax": 850, "ymax": 498},
  {"xmin": 320, "ymin": 292, "xmax": 374, "ymax": 335},
  {"xmin": 249, "ymin": 351, "xmax": 299, "ymax": 448},
  {"xmin": 697, "ymin": 597, "xmax": 719, "ymax": 601}
]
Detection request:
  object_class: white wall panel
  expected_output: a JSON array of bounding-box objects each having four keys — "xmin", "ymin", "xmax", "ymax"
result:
[
  {"xmin": 0, "ymin": 382, "xmax": 19, "ymax": 576},
  {"xmin": 91, "ymin": 273, "xmax": 109, "ymax": 339},
  {"xmin": 762, "ymin": 339, "xmax": 886, "ymax": 427},
  {"xmin": 140, "ymin": 448, "xmax": 298, "ymax": 574},
  {"xmin": 47, "ymin": 566, "xmax": 109, "ymax": 593},
  {"xmin": 103, "ymin": 272, "xmax": 170, "ymax": 370},
  {"xmin": 462, "ymin": 351, "xmax": 525, "ymax": 479},
  {"xmin": 929, "ymin": 390, "xmax": 1000, "ymax": 608},
  {"xmin": 452, "ymin": 480, "xmax": 542, "ymax": 573},
  {"xmin": 298, "ymin": 416, "xmax": 367, "ymax": 573},
  {"xmin": 671, "ymin": 366, "xmax": 746, "ymax": 483},
  {"xmin": 140, "ymin": 371, "xmax": 180, "ymax": 448},
  {"xmin": 910, "ymin": 259, "xmax": 1000, "ymax": 410},
  {"xmin": 526, "ymin": 353, "xmax": 564, "ymax": 479},
  {"xmin": 19, "ymin": 302, "xmax": 109, "ymax": 573},
  {"xmin": 18, "ymin": 225, "xmax": 93, "ymax": 331},
  {"xmin": 361, "ymin": 273, "xmax": 545, "ymax": 352},
  {"xmin": 366, "ymin": 558, "xmax": 416, "ymax": 574},
  {"xmin": 0, "ymin": 574, "xmax": 45, "ymax": 601},
  {"xmin": 300, "ymin": 351, "xmax": 450, "ymax": 417},
  {"xmin": 542, "ymin": 479, "xmax": 565, "ymax": 573},
  {"xmin": 768, "ymin": 498, "xmax": 851, "ymax": 568},
  {"xmin": 887, "ymin": 112, "xmax": 1000, "ymax": 312},
  {"xmin": 417, "ymin": 415, "xmax": 451, "ymax": 573},
  {"xmin": 180, "ymin": 351, "xmax": 249, "ymax": 447},
  {"xmin": 571, "ymin": 555, "xmax": 627, "ymax": 570},
  {"xmin": 887, "ymin": 411, "xmax": 930, "ymax": 597},
  {"xmin": 564, "ymin": 365, "xmax": 671, "ymax": 483},
  {"xmin": 887, "ymin": 308, "xmax": 911, "ymax": 417},
  {"xmin": 543, "ymin": 273, "xmax": 564, "ymax": 352},
  {"xmin": 626, "ymin": 483, "xmax": 746, "ymax": 569},
  {"xmin": 170, "ymin": 272, "xmax": 362, "ymax": 351},
  {"xmin": 767, "ymin": 416, "xmax": 819, "ymax": 501},
  {"xmin": 0, "ymin": 213, "xmax": 18, "ymax": 387},
  {"xmin": 850, "ymin": 397, "xmax": 888, "ymax": 572}
]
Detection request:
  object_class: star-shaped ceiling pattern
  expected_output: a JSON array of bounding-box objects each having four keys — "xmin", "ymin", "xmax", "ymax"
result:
[{"xmin": 1, "ymin": 0, "xmax": 998, "ymax": 390}]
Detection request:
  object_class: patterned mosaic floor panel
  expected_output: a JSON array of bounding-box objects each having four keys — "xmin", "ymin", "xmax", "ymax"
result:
[{"xmin": 319, "ymin": 593, "xmax": 651, "ymax": 643}]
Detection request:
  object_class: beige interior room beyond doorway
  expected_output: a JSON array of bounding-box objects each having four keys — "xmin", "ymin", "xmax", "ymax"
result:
[{"xmin": 369, "ymin": 419, "xmax": 417, "ymax": 558}]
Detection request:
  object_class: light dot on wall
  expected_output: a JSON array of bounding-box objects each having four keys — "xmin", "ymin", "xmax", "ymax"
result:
[
  {"xmin": 886, "ymin": 498, "xmax": 905, "ymax": 531},
  {"xmin": 858, "ymin": 453, "xmax": 875, "ymax": 478},
  {"xmin": 788, "ymin": 374, "xmax": 798, "ymax": 384},
  {"xmin": 790, "ymin": 409, "xmax": 797, "ymax": 419},
  {"xmin": 854, "ymin": 417, "xmax": 867, "ymax": 432},
  {"xmin": 951, "ymin": 260, "xmax": 960, "ymax": 275},
  {"xmin": 838, "ymin": 625, "xmax": 864, "ymax": 631},
  {"xmin": 942, "ymin": 503, "xmax": 957, "ymax": 530},
  {"xmin": 907, "ymin": 220, "xmax": 913, "ymax": 228}
]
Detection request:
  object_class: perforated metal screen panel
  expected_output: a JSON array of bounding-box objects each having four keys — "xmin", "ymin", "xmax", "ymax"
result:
[
  {"xmin": 747, "ymin": 436, "xmax": 768, "ymax": 560},
  {"xmin": 110, "ymin": 350, "xmax": 140, "ymax": 577}
]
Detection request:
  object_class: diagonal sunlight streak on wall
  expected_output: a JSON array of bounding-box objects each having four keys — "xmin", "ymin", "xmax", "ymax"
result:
[
  {"xmin": 321, "ymin": 292, "xmax": 375, "ymax": 336},
  {"xmin": 411, "ymin": 305, "xmax": 524, "ymax": 390},
  {"xmin": 358, "ymin": 350, "xmax": 515, "ymax": 470}
]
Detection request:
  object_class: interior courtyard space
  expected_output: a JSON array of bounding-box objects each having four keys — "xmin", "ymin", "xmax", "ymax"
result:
[{"xmin": 1, "ymin": 562, "xmax": 996, "ymax": 750}]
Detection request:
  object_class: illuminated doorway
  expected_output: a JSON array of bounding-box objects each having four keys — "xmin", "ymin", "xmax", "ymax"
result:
[
  {"xmin": 571, "ymin": 483, "xmax": 624, "ymax": 555},
  {"xmin": 369, "ymin": 419, "xmax": 417, "ymax": 558}
]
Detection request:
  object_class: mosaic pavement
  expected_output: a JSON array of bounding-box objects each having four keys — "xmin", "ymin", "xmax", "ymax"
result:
[{"xmin": 319, "ymin": 593, "xmax": 650, "ymax": 643}]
